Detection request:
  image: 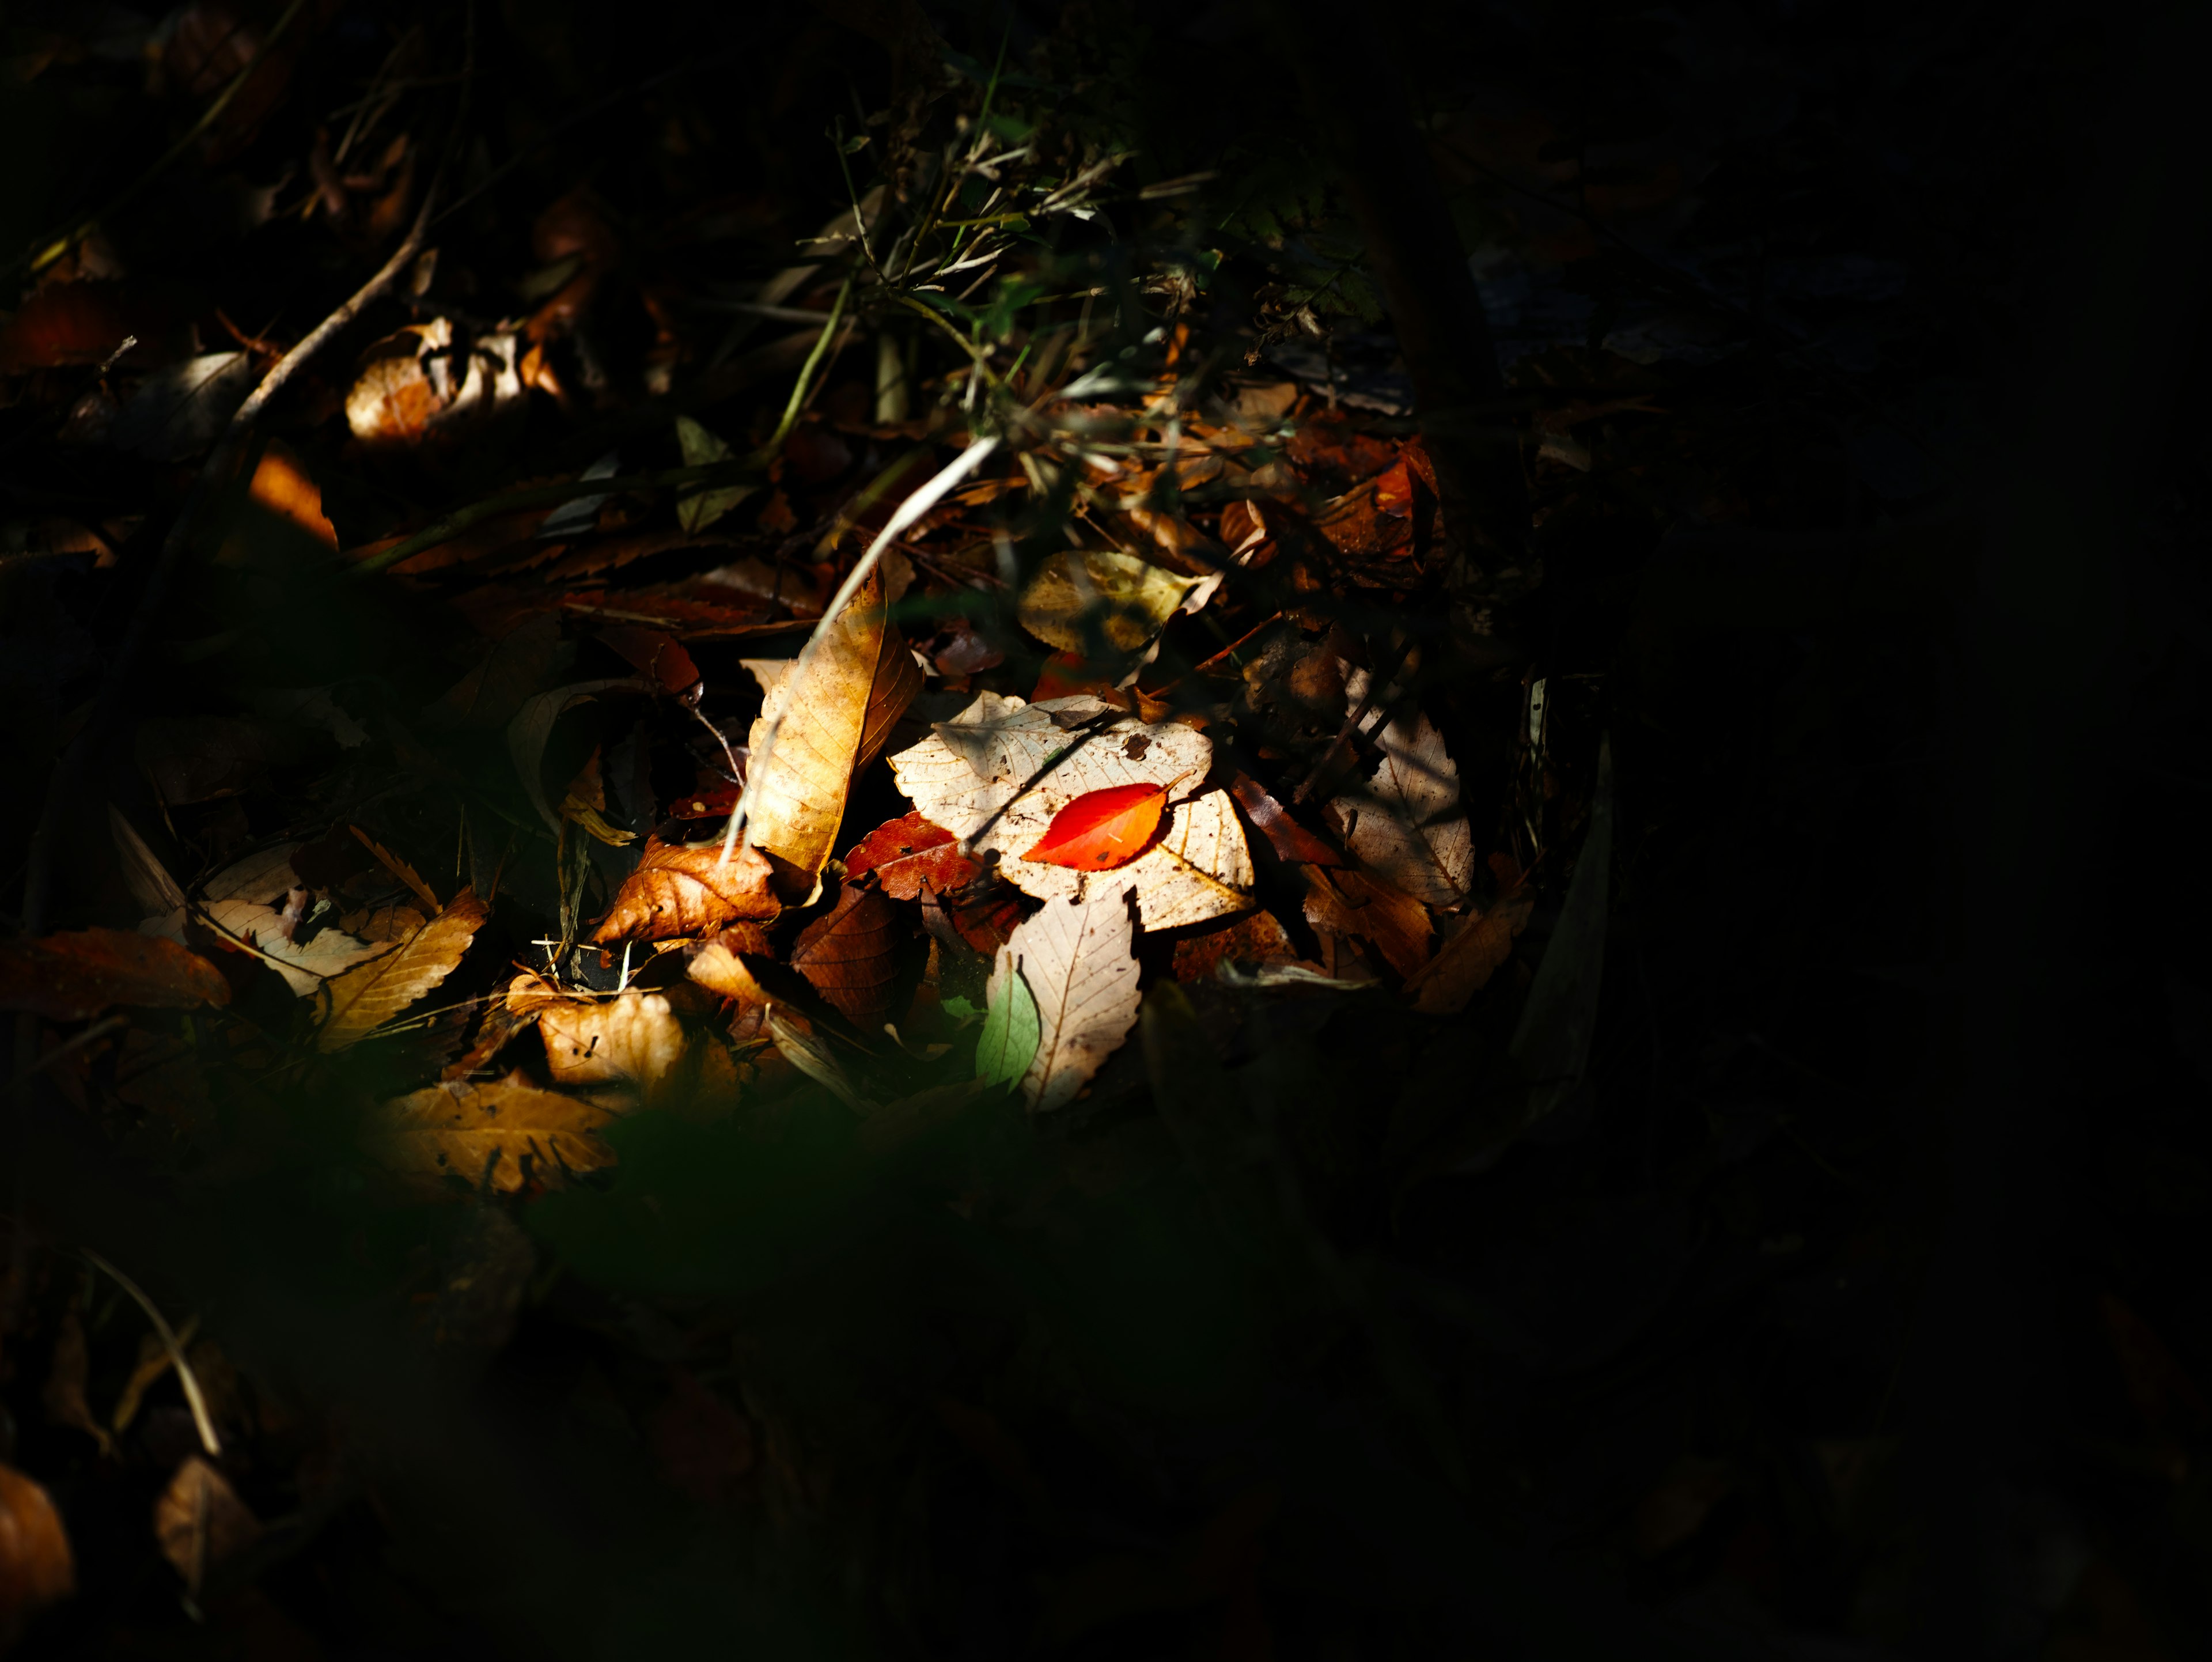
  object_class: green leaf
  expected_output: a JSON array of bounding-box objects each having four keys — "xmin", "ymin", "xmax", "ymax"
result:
[
  {"xmin": 976, "ymin": 951, "xmax": 1041, "ymax": 1089},
  {"xmin": 675, "ymin": 416, "xmax": 753, "ymax": 535}
]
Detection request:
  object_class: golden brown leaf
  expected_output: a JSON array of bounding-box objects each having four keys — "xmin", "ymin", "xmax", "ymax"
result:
[
  {"xmin": 590, "ymin": 836, "xmax": 781, "ymax": 945},
  {"xmin": 790, "ymin": 885, "xmax": 902, "ymax": 1026},
  {"xmin": 0, "ymin": 1463, "xmax": 75, "ymax": 1642},
  {"xmin": 539, "ymin": 990, "xmax": 689, "ymax": 1106},
  {"xmin": 317, "ymin": 892, "xmax": 488, "ymax": 1052},
  {"xmin": 1302, "ymin": 866, "xmax": 1431, "ymax": 980},
  {"xmin": 153, "ymin": 1457, "xmax": 261, "ymax": 1600},
  {"xmin": 0, "ymin": 927, "xmax": 228, "ymax": 1021},
  {"xmin": 1404, "ymin": 883, "xmax": 1534, "ymax": 1014},
  {"xmin": 744, "ymin": 566, "xmax": 920, "ymax": 877},
  {"xmin": 372, "ymin": 1073, "xmax": 618, "ymax": 1193}
]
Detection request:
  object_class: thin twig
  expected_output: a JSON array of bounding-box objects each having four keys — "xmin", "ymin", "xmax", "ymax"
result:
[
  {"xmin": 717, "ymin": 434, "xmax": 1005, "ymax": 868},
  {"xmin": 81, "ymin": 1249, "xmax": 222, "ymax": 1459}
]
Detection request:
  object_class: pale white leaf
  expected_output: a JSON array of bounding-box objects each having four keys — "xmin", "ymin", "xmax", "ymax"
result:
[
  {"xmin": 1004, "ymin": 883, "xmax": 1141, "ymax": 1112},
  {"xmin": 1332, "ymin": 667, "xmax": 1474, "ymax": 907}
]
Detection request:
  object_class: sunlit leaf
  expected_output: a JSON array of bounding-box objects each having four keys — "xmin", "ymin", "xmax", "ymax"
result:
[{"xmin": 1021, "ymin": 782, "xmax": 1169, "ymax": 870}]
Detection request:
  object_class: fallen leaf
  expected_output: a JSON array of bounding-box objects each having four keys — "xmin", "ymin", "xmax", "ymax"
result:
[
  {"xmin": 744, "ymin": 566, "xmax": 921, "ymax": 876},
  {"xmin": 790, "ymin": 885, "xmax": 902, "ymax": 1025},
  {"xmin": 596, "ymin": 626, "xmax": 701, "ymax": 700},
  {"xmin": 317, "ymin": 892, "xmax": 488, "ymax": 1051},
  {"xmin": 0, "ymin": 1464, "xmax": 75, "ymax": 1643},
  {"xmin": 344, "ymin": 319, "xmax": 525, "ymax": 449},
  {"xmin": 112, "ymin": 352, "xmax": 253, "ymax": 461},
  {"xmin": 42, "ymin": 1305, "xmax": 113, "ymax": 1459},
  {"xmin": 539, "ymin": 990, "xmax": 688, "ymax": 1105},
  {"xmin": 675, "ymin": 415, "xmax": 755, "ymax": 534},
  {"xmin": 1403, "ymin": 881, "xmax": 1534, "ymax": 1014},
  {"xmin": 0, "ymin": 928, "xmax": 229, "ymax": 1020},
  {"xmin": 110, "ymin": 1320, "xmax": 199, "ymax": 1440},
  {"xmin": 1023, "ymin": 783, "xmax": 1171, "ymax": 870},
  {"xmin": 688, "ymin": 935, "xmax": 774, "ymax": 1006},
  {"xmin": 889, "ymin": 693, "xmax": 1253, "ymax": 929},
  {"xmin": 1302, "ymin": 866, "xmax": 1431, "ymax": 980},
  {"xmin": 1229, "ymin": 773, "xmax": 1343, "ymax": 865},
  {"xmin": 153, "ymin": 1457, "xmax": 262, "ymax": 1599},
  {"xmin": 135, "ymin": 715, "xmax": 283, "ymax": 805},
  {"xmin": 1017, "ymin": 550, "xmax": 1209, "ymax": 654},
  {"xmin": 764, "ymin": 1008, "xmax": 876, "ymax": 1112},
  {"xmin": 650, "ymin": 1371, "xmax": 755, "ymax": 1504},
  {"xmin": 506, "ymin": 677, "xmax": 644, "ymax": 834},
  {"xmin": 349, "ymin": 826, "xmax": 440, "ymax": 913},
  {"xmin": 0, "ymin": 279, "xmax": 135, "ymax": 372},
  {"xmin": 998, "ymin": 884, "xmax": 1142, "ymax": 1111},
  {"xmin": 590, "ymin": 835, "xmax": 781, "ymax": 945},
  {"xmin": 372, "ymin": 1072, "xmax": 618, "ymax": 1192},
  {"xmin": 109, "ymin": 807, "xmax": 188, "ymax": 917},
  {"xmin": 221, "ymin": 440, "xmax": 338, "ymax": 557},
  {"xmin": 1168, "ymin": 908, "xmax": 1302, "ymax": 982},
  {"xmin": 977, "ymin": 949, "xmax": 1043, "ymax": 1090},
  {"xmin": 1330, "ymin": 668, "xmax": 1473, "ymax": 906},
  {"xmin": 842, "ymin": 812, "xmax": 980, "ymax": 898}
]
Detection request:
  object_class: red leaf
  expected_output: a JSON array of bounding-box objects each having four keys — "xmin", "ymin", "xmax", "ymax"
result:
[
  {"xmin": 668, "ymin": 781, "xmax": 743, "ymax": 820},
  {"xmin": 844, "ymin": 812, "xmax": 980, "ymax": 899},
  {"xmin": 1021, "ymin": 784, "xmax": 1170, "ymax": 872},
  {"xmin": 0, "ymin": 929, "xmax": 230, "ymax": 1020},
  {"xmin": 596, "ymin": 626, "xmax": 701, "ymax": 699}
]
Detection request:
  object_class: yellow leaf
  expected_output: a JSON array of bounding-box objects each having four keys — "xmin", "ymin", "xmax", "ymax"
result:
[
  {"xmin": 1017, "ymin": 550, "xmax": 1206, "ymax": 654},
  {"xmin": 316, "ymin": 892, "xmax": 488, "ymax": 1052},
  {"xmin": 370, "ymin": 1073, "xmax": 617, "ymax": 1192},
  {"xmin": 744, "ymin": 566, "xmax": 919, "ymax": 877}
]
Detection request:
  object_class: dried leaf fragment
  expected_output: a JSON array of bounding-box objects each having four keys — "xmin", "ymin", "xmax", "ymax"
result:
[
  {"xmin": 372, "ymin": 1073, "xmax": 618, "ymax": 1192},
  {"xmin": 539, "ymin": 990, "xmax": 688, "ymax": 1105},
  {"xmin": 154, "ymin": 1457, "xmax": 261, "ymax": 1599},
  {"xmin": 1404, "ymin": 881, "xmax": 1534, "ymax": 1014},
  {"xmin": 317, "ymin": 892, "xmax": 488, "ymax": 1051},
  {"xmin": 0, "ymin": 928, "xmax": 228, "ymax": 1020},
  {"xmin": 592, "ymin": 836, "xmax": 781, "ymax": 945},
  {"xmin": 1017, "ymin": 550, "xmax": 1209, "ymax": 654},
  {"xmin": 1330, "ymin": 669, "xmax": 1472, "ymax": 906}
]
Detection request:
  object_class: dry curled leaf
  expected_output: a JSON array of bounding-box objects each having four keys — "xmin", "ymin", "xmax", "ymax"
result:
[
  {"xmin": 790, "ymin": 884, "xmax": 902, "ymax": 1026},
  {"xmin": 743, "ymin": 566, "xmax": 922, "ymax": 877},
  {"xmin": 591, "ymin": 836, "xmax": 781, "ymax": 945},
  {"xmin": 0, "ymin": 927, "xmax": 228, "ymax": 1020},
  {"xmin": 1404, "ymin": 880, "xmax": 1534, "ymax": 1014},
  {"xmin": 372, "ymin": 1072, "xmax": 618, "ymax": 1192},
  {"xmin": 154, "ymin": 1457, "xmax": 261, "ymax": 1599},
  {"xmin": 997, "ymin": 884, "xmax": 1142, "ymax": 1112},
  {"xmin": 0, "ymin": 1463, "xmax": 75, "ymax": 1644},
  {"xmin": 317, "ymin": 892, "xmax": 488, "ymax": 1052},
  {"xmin": 539, "ymin": 989, "xmax": 688, "ymax": 1105},
  {"xmin": 1303, "ymin": 865, "xmax": 1432, "ymax": 980}
]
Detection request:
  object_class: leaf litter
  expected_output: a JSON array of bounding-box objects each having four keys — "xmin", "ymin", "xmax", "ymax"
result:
[{"xmin": 0, "ymin": 6, "xmax": 2009, "ymax": 1657}]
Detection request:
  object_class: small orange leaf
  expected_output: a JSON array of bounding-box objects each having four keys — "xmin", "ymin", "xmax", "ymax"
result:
[{"xmin": 1021, "ymin": 783, "xmax": 1171, "ymax": 872}]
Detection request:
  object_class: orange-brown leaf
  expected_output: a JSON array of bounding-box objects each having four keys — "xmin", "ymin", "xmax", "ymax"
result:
[
  {"xmin": 843, "ymin": 812, "xmax": 979, "ymax": 899},
  {"xmin": 317, "ymin": 892, "xmax": 489, "ymax": 1052},
  {"xmin": 591, "ymin": 836, "xmax": 781, "ymax": 945},
  {"xmin": 1302, "ymin": 866, "xmax": 1431, "ymax": 980},
  {"xmin": 0, "ymin": 929, "xmax": 229, "ymax": 1020},
  {"xmin": 790, "ymin": 885, "xmax": 902, "ymax": 1026},
  {"xmin": 1021, "ymin": 784, "xmax": 1171, "ymax": 871}
]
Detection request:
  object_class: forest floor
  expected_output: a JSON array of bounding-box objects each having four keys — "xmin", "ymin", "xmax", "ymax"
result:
[{"xmin": 2, "ymin": 3, "xmax": 2210, "ymax": 1659}]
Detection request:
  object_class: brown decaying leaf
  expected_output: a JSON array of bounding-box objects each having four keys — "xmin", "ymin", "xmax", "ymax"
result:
[
  {"xmin": 1168, "ymin": 909, "xmax": 1303, "ymax": 982},
  {"xmin": 41, "ymin": 1306, "xmax": 113, "ymax": 1459},
  {"xmin": 0, "ymin": 928, "xmax": 228, "ymax": 1020},
  {"xmin": 1331, "ymin": 668, "xmax": 1473, "ymax": 907},
  {"xmin": 790, "ymin": 885, "xmax": 902, "ymax": 1026},
  {"xmin": 1229, "ymin": 772, "xmax": 1343, "ymax": 865},
  {"xmin": 688, "ymin": 937, "xmax": 774, "ymax": 1006},
  {"xmin": 743, "ymin": 566, "xmax": 921, "ymax": 876},
  {"xmin": 592, "ymin": 836, "xmax": 781, "ymax": 945},
  {"xmin": 317, "ymin": 892, "xmax": 488, "ymax": 1053},
  {"xmin": 1403, "ymin": 880, "xmax": 1534, "ymax": 1014},
  {"xmin": 373, "ymin": 1072, "xmax": 618, "ymax": 1193},
  {"xmin": 997, "ymin": 884, "xmax": 1142, "ymax": 1112},
  {"xmin": 539, "ymin": 990, "xmax": 688, "ymax": 1105},
  {"xmin": 153, "ymin": 1457, "xmax": 262, "ymax": 1598},
  {"xmin": 0, "ymin": 1463, "xmax": 77, "ymax": 1640},
  {"xmin": 842, "ymin": 812, "xmax": 980, "ymax": 899},
  {"xmin": 135, "ymin": 715, "xmax": 283, "ymax": 806},
  {"xmin": 1302, "ymin": 866, "xmax": 1432, "ymax": 980},
  {"xmin": 349, "ymin": 826, "xmax": 440, "ymax": 913}
]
